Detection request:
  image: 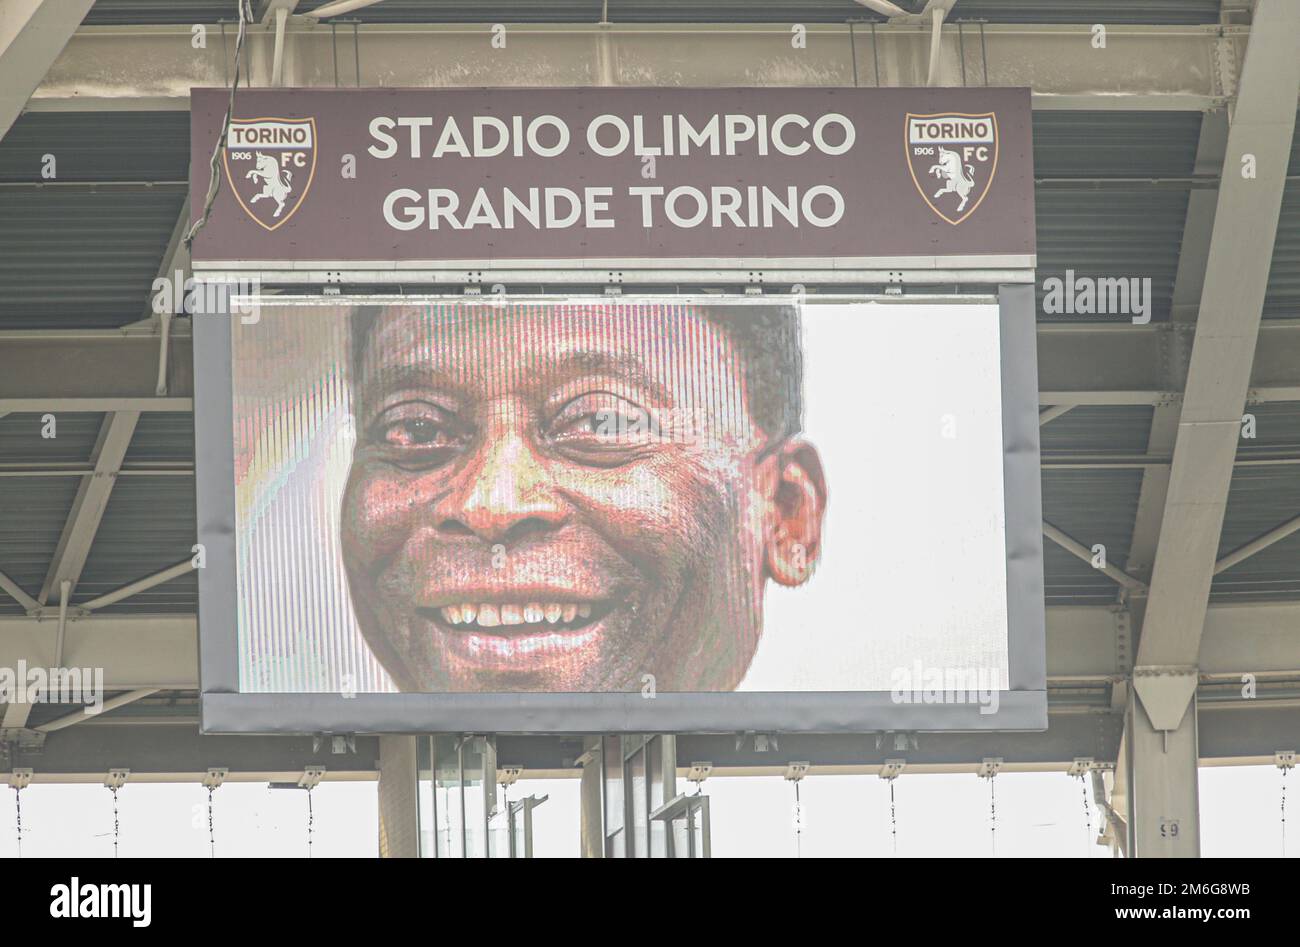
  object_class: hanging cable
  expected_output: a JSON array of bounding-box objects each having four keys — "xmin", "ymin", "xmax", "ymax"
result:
[
  {"xmin": 879, "ymin": 760, "xmax": 904, "ymax": 857},
  {"xmin": 111, "ymin": 786, "xmax": 120, "ymax": 859},
  {"xmin": 784, "ymin": 762, "xmax": 809, "ymax": 859},
  {"xmin": 989, "ymin": 777, "xmax": 996, "ymax": 856},
  {"xmin": 979, "ymin": 760, "xmax": 1001, "ymax": 857},
  {"xmin": 1282, "ymin": 766, "xmax": 1289, "ymax": 857},
  {"xmin": 794, "ymin": 780, "xmax": 803, "ymax": 859},
  {"xmin": 889, "ymin": 779, "xmax": 898, "ymax": 857},
  {"xmin": 1078, "ymin": 773, "xmax": 1092, "ymax": 856},
  {"xmin": 306, "ymin": 786, "xmax": 315, "ymax": 859},
  {"xmin": 183, "ymin": 0, "xmax": 254, "ymax": 251},
  {"xmin": 13, "ymin": 785, "xmax": 22, "ymax": 858},
  {"xmin": 208, "ymin": 786, "xmax": 216, "ymax": 859}
]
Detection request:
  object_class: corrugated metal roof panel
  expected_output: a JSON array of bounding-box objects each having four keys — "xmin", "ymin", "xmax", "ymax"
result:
[
  {"xmin": 84, "ymin": 0, "xmax": 235, "ymax": 24},
  {"xmin": 1264, "ymin": 182, "xmax": 1299, "ymax": 320},
  {"xmin": 605, "ymin": 0, "xmax": 878, "ymax": 22},
  {"xmin": 0, "ymin": 477, "xmax": 80, "ymax": 615},
  {"xmin": 77, "ymin": 476, "xmax": 197, "ymax": 612},
  {"xmin": 1035, "ymin": 187, "xmax": 1190, "ymax": 324},
  {"xmin": 1041, "ymin": 469, "xmax": 1142, "ymax": 604},
  {"xmin": 1039, "ymin": 405, "xmax": 1154, "ymax": 453},
  {"xmin": 0, "ymin": 112, "xmax": 189, "ymax": 183},
  {"xmin": 0, "ymin": 412, "xmax": 103, "ymax": 463},
  {"xmin": 0, "ymin": 188, "xmax": 184, "ymax": 329},
  {"xmin": 1031, "ymin": 112, "xmax": 1199, "ymax": 329},
  {"xmin": 1237, "ymin": 401, "xmax": 1300, "ymax": 455},
  {"xmin": 1214, "ymin": 464, "xmax": 1300, "ymax": 602},
  {"xmin": 1033, "ymin": 111, "xmax": 1201, "ymax": 177},
  {"xmin": 1290, "ymin": 112, "xmax": 1300, "ymax": 177},
  {"xmin": 125, "ymin": 412, "xmax": 194, "ymax": 464},
  {"xmin": 956, "ymin": 0, "xmax": 1220, "ymax": 25}
]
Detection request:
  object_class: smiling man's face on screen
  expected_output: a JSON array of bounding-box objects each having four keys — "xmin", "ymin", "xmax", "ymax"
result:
[{"xmin": 339, "ymin": 302, "xmax": 826, "ymax": 693}]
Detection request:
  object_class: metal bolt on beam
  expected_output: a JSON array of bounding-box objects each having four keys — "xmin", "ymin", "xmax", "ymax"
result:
[
  {"xmin": 783, "ymin": 762, "xmax": 811, "ymax": 783},
  {"xmin": 686, "ymin": 762, "xmax": 713, "ymax": 786},
  {"xmin": 1066, "ymin": 757, "xmax": 1094, "ymax": 777}
]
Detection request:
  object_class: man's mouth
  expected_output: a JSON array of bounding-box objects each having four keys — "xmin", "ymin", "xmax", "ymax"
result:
[
  {"xmin": 414, "ymin": 598, "xmax": 614, "ymax": 668},
  {"xmin": 428, "ymin": 601, "xmax": 602, "ymax": 630}
]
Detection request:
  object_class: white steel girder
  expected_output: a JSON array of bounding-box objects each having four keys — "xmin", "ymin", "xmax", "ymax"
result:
[
  {"xmin": 39, "ymin": 411, "xmax": 140, "ymax": 605},
  {"xmin": 1124, "ymin": 0, "xmax": 1300, "ymax": 858},
  {"xmin": 21, "ymin": 22, "xmax": 1252, "ymax": 113},
  {"xmin": 0, "ymin": 0, "xmax": 94, "ymax": 137}
]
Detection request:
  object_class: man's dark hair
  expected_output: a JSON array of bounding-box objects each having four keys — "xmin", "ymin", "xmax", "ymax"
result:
[{"xmin": 351, "ymin": 302, "xmax": 803, "ymax": 440}]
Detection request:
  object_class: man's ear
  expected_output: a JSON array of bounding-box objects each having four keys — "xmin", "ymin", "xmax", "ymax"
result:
[{"xmin": 763, "ymin": 439, "xmax": 827, "ymax": 587}]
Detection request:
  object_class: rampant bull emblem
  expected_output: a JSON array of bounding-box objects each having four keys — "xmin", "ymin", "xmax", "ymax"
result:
[
  {"xmin": 905, "ymin": 112, "xmax": 997, "ymax": 225},
  {"xmin": 222, "ymin": 117, "xmax": 317, "ymax": 231}
]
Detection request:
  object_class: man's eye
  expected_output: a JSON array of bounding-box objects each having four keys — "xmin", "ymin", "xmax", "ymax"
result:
[
  {"xmin": 382, "ymin": 418, "xmax": 450, "ymax": 448},
  {"xmin": 581, "ymin": 409, "xmax": 647, "ymax": 438},
  {"xmin": 371, "ymin": 404, "xmax": 462, "ymax": 454},
  {"xmin": 550, "ymin": 395, "xmax": 666, "ymax": 452}
]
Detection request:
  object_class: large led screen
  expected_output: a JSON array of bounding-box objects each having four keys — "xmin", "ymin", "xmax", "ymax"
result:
[{"xmin": 196, "ymin": 292, "xmax": 1045, "ymax": 732}]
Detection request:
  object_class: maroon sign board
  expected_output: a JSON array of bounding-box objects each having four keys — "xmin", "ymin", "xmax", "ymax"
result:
[{"xmin": 188, "ymin": 87, "xmax": 1034, "ymax": 268}]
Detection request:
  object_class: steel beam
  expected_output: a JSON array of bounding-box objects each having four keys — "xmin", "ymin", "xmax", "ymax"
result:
[
  {"xmin": 1042, "ymin": 522, "xmax": 1148, "ymax": 594},
  {"xmin": 78, "ymin": 559, "xmax": 196, "ymax": 612},
  {"xmin": 1038, "ymin": 404, "xmax": 1075, "ymax": 426},
  {"xmin": 1039, "ymin": 321, "xmax": 1300, "ymax": 407},
  {"xmin": 1126, "ymin": 0, "xmax": 1300, "ymax": 858},
  {"xmin": 3, "ymin": 701, "xmax": 1294, "ymax": 782},
  {"xmin": 1048, "ymin": 602, "xmax": 1300, "ymax": 683},
  {"xmin": 0, "ymin": 0, "xmax": 94, "ymax": 138},
  {"xmin": 1125, "ymin": 110, "xmax": 1227, "ymax": 588},
  {"xmin": 1, "ymin": 700, "xmax": 32, "ymax": 730},
  {"xmin": 0, "ymin": 333, "xmax": 193, "ymax": 413},
  {"xmin": 1137, "ymin": 0, "xmax": 1300, "ymax": 675},
  {"xmin": 4, "ymin": 725, "xmax": 380, "ymax": 783},
  {"xmin": 26, "ymin": 22, "xmax": 1248, "ymax": 111},
  {"xmin": 1105, "ymin": 112, "xmax": 1229, "ymax": 837},
  {"xmin": 1125, "ymin": 686, "xmax": 1200, "ymax": 856},
  {"xmin": 578, "ymin": 736, "xmax": 603, "ymax": 858},
  {"xmin": 0, "ymin": 615, "xmax": 196, "ymax": 689},
  {"xmin": 39, "ymin": 411, "xmax": 140, "ymax": 605},
  {"xmin": 35, "ymin": 688, "xmax": 158, "ymax": 733},
  {"xmin": 376, "ymin": 735, "xmax": 418, "ymax": 858},
  {"xmin": 0, "ymin": 569, "xmax": 40, "ymax": 614},
  {"xmin": 1215, "ymin": 513, "xmax": 1300, "ymax": 575}
]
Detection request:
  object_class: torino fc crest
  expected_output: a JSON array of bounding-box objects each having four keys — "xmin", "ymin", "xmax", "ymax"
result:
[
  {"xmin": 905, "ymin": 112, "xmax": 998, "ymax": 225},
  {"xmin": 221, "ymin": 117, "xmax": 317, "ymax": 230}
]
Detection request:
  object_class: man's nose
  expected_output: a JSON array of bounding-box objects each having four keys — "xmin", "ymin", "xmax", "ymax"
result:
[{"xmin": 433, "ymin": 428, "xmax": 568, "ymax": 545}]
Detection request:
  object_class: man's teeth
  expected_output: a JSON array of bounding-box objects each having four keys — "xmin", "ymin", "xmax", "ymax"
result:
[{"xmin": 440, "ymin": 602, "xmax": 593, "ymax": 627}]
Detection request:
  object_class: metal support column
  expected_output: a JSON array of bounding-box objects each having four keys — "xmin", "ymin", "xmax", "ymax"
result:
[
  {"xmin": 579, "ymin": 735, "xmax": 604, "ymax": 858},
  {"xmin": 1126, "ymin": 685, "xmax": 1200, "ymax": 856},
  {"xmin": 377, "ymin": 735, "xmax": 419, "ymax": 858},
  {"xmin": 1121, "ymin": 0, "xmax": 1300, "ymax": 858}
]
